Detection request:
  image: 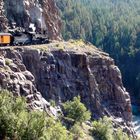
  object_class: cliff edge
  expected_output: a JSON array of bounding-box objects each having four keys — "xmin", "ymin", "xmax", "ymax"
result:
[{"xmin": 0, "ymin": 40, "xmax": 135, "ymax": 136}]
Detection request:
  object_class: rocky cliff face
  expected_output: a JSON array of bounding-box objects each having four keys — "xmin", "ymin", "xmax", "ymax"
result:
[
  {"xmin": 0, "ymin": 0, "xmax": 61, "ymax": 40},
  {"xmin": 0, "ymin": 0, "xmax": 8, "ymax": 31},
  {"xmin": 0, "ymin": 41, "xmax": 135, "ymax": 136},
  {"xmin": 0, "ymin": 47, "xmax": 60, "ymax": 117}
]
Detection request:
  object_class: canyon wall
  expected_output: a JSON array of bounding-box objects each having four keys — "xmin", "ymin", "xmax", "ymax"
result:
[
  {"xmin": 0, "ymin": 41, "xmax": 135, "ymax": 136},
  {"xmin": 0, "ymin": 0, "xmax": 61, "ymax": 40}
]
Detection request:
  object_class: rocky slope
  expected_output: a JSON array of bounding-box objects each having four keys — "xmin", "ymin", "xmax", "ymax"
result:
[
  {"xmin": 0, "ymin": 47, "xmax": 60, "ymax": 117},
  {"xmin": 0, "ymin": 0, "xmax": 61, "ymax": 40},
  {"xmin": 0, "ymin": 41, "xmax": 135, "ymax": 136}
]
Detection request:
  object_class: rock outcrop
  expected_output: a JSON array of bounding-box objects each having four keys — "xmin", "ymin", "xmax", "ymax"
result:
[
  {"xmin": 0, "ymin": 0, "xmax": 61, "ymax": 40},
  {"xmin": 0, "ymin": 0, "xmax": 8, "ymax": 31},
  {"xmin": 0, "ymin": 47, "xmax": 60, "ymax": 117},
  {"xmin": 0, "ymin": 41, "xmax": 135, "ymax": 136}
]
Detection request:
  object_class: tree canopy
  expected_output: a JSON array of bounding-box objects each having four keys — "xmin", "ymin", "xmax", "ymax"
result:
[{"xmin": 56, "ymin": 0, "xmax": 140, "ymax": 97}]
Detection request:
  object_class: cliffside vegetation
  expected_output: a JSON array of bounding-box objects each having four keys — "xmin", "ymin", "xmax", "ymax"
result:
[
  {"xmin": 0, "ymin": 90, "xmax": 131, "ymax": 140},
  {"xmin": 56, "ymin": 0, "xmax": 140, "ymax": 97},
  {"xmin": 0, "ymin": 90, "xmax": 70, "ymax": 140}
]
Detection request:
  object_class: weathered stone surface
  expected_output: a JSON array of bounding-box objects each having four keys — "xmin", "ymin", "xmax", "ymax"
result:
[
  {"xmin": 0, "ymin": 57, "xmax": 5, "ymax": 67},
  {"xmin": 0, "ymin": 48, "xmax": 58, "ymax": 117},
  {"xmin": 0, "ymin": 0, "xmax": 8, "ymax": 31},
  {"xmin": 0, "ymin": 0, "xmax": 61, "ymax": 40},
  {"xmin": 0, "ymin": 41, "xmax": 135, "ymax": 136}
]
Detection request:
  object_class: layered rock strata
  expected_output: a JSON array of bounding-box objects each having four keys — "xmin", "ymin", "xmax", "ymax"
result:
[
  {"xmin": 0, "ymin": 47, "xmax": 59, "ymax": 117},
  {"xmin": 0, "ymin": 41, "xmax": 135, "ymax": 136}
]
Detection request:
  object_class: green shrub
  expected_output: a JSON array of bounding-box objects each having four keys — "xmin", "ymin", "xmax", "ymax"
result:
[
  {"xmin": 92, "ymin": 116, "xmax": 114, "ymax": 140},
  {"xmin": 44, "ymin": 118, "xmax": 72, "ymax": 140},
  {"xmin": 0, "ymin": 90, "xmax": 27, "ymax": 139},
  {"xmin": 92, "ymin": 116, "xmax": 132, "ymax": 140},
  {"xmin": 63, "ymin": 96, "xmax": 91, "ymax": 124},
  {"xmin": 0, "ymin": 89, "xmax": 71, "ymax": 140},
  {"xmin": 0, "ymin": 90, "xmax": 132, "ymax": 140},
  {"xmin": 70, "ymin": 123, "xmax": 84, "ymax": 140},
  {"xmin": 114, "ymin": 128, "xmax": 131, "ymax": 140}
]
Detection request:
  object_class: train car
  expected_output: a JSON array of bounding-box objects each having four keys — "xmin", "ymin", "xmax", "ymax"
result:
[
  {"xmin": 0, "ymin": 31, "xmax": 49, "ymax": 46},
  {"xmin": 0, "ymin": 33, "xmax": 12, "ymax": 45}
]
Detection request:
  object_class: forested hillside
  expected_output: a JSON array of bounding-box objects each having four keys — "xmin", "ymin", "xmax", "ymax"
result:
[{"xmin": 56, "ymin": 0, "xmax": 140, "ymax": 98}]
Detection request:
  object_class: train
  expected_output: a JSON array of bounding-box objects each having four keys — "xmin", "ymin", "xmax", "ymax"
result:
[{"xmin": 0, "ymin": 30, "xmax": 50, "ymax": 46}]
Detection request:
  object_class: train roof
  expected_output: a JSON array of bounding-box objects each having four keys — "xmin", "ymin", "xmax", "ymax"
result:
[{"xmin": 0, "ymin": 33, "xmax": 12, "ymax": 36}]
